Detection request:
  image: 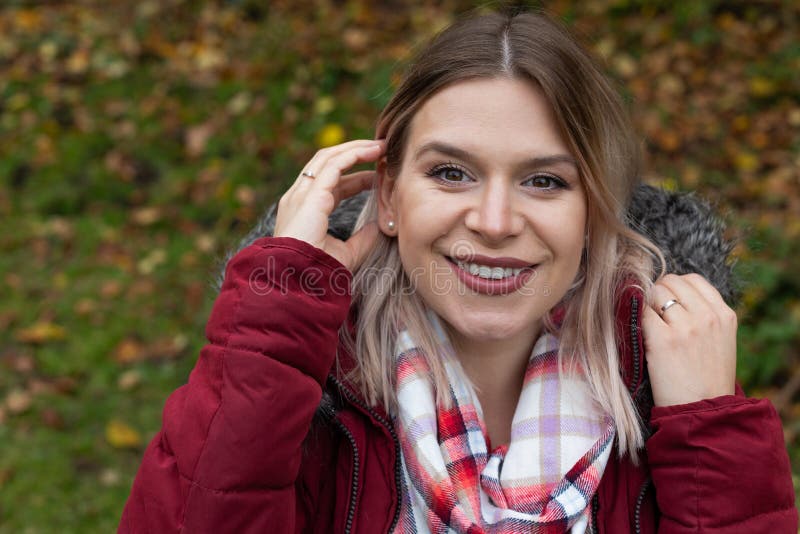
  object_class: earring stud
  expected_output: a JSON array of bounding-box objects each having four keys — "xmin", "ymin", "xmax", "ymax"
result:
[{"xmin": 387, "ymin": 220, "xmax": 395, "ymax": 231}]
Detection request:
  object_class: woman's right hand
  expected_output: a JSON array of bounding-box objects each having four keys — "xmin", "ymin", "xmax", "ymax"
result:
[{"xmin": 273, "ymin": 139, "xmax": 385, "ymax": 272}]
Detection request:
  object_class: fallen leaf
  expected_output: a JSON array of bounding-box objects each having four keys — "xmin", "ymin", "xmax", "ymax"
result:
[
  {"xmin": 101, "ymin": 280, "xmax": 123, "ymax": 298},
  {"xmin": 99, "ymin": 468, "xmax": 121, "ymax": 487},
  {"xmin": 137, "ymin": 248, "xmax": 167, "ymax": 275},
  {"xmin": 235, "ymin": 185, "xmax": 256, "ymax": 206},
  {"xmin": 74, "ymin": 298, "xmax": 96, "ymax": 315},
  {"xmin": 105, "ymin": 419, "xmax": 142, "ymax": 449},
  {"xmin": 5, "ymin": 389, "xmax": 33, "ymax": 415},
  {"xmin": 194, "ymin": 234, "xmax": 216, "ymax": 253},
  {"xmin": 316, "ymin": 123, "xmax": 345, "ymax": 148},
  {"xmin": 114, "ymin": 338, "xmax": 144, "ymax": 364},
  {"xmin": 9, "ymin": 353, "xmax": 35, "ymax": 373},
  {"xmin": 227, "ymin": 92, "xmax": 251, "ymax": 115},
  {"xmin": 118, "ymin": 369, "xmax": 141, "ymax": 391},
  {"xmin": 131, "ymin": 206, "xmax": 162, "ymax": 226},
  {"xmin": 314, "ymin": 95, "xmax": 335, "ymax": 116},
  {"xmin": 185, "ymin": 121, "xmax": 216, "ymax": 158},
  {"xmin": 15, "ymin": 322, "xmax": 67, "ymax": 344},
  {"xmin": 734, "ymin": 152, "xmax": 760, "ymax": 173},
  {"xmin": 40, "ymin": 408, "xmax": 64, "ymax": 430},
  {"xmin": 749, "ymin": 77, "xmax": 776, "ymax": 98}
]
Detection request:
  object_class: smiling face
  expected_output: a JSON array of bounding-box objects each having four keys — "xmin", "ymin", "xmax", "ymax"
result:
[{"xmin": 378, "ymin": 77, "xmax": 587, "ymax": 354}]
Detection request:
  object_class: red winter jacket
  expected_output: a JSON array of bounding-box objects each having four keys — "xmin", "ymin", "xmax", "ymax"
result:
[{"xmin": 119, "ymin": 237, "xmax": 797, "ymax": 533}]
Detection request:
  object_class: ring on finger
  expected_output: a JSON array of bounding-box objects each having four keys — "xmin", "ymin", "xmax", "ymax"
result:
[
  {"xmin": 301, "ymin": 170, "xmax": 315, "ymax": 178},
  {"xmin": 659, "ymin": 298, "xmax": 681, "ymax": 317}
]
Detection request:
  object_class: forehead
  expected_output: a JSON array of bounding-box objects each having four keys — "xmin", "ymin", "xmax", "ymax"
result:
[{"xmin": 405, "ymin": 77, "xmax": 570, "ymax": 160}]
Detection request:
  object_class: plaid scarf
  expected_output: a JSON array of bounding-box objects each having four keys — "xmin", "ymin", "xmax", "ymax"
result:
[{"xmin": 392, "ymin": 316, "xmax": 615, "ymax": 534}]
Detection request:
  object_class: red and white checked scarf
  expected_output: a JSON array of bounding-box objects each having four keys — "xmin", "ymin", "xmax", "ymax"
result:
[{"xmin": 392, "ymin": 316, "xmax": 615, "ymax": 534}]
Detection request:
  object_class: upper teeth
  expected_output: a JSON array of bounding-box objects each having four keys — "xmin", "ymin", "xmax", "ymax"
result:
[{"xmin": 455, "ymin": 260, "xmax": 524, "ymax": 279}]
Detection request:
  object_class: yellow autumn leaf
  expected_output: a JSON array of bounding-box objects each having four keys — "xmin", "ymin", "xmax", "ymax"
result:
[
  {"xmin": 655, "ymin": 177, "xmax": 678, "ymax": 192},
  {"xmin": 316, "ymin": 123, "xmax": 345, "ymax": 148},
  {"xmin": 731, "ymin": 115, "xmax": 749, "ymax": 132},
  {"xmin": 15, "ymin": 322, "xmax": 67, "ymax": 344},
  {"xmin": 749, "ymin": 77, "xmax": 776, "ymax": 98},
  {"xmin": 16, "ymin": 9, "xmax": 43, "ymax": 31},
  {"xmin": 194, "ymin": 44, "xmax": 225, "ymax": 70},
  {"xmin": 734, "ymin": 152, "xmax": 759, "ymax": 172},
  {"xmin": 314, "ymin": 96, "xmax": 335, "ymax": 116},
  {"xmin": 66, "ymin": 48, "xmax": 90, "ymax": 74},
  {"xmin": 105, "ymin": 419, "xmax": 142, "ymax": 449}
]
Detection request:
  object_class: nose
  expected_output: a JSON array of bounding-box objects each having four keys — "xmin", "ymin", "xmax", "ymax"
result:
[{"xmin": 464, "ymin": 178, "xmax": 523, "ymax": 243}]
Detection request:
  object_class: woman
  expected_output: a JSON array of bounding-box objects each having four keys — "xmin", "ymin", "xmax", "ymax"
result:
[{"xmin": 120, "ymin": 9, "xmax": 796, "ymax": 533}]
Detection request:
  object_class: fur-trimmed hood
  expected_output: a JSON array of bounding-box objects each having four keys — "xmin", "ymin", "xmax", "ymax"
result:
[{"xmin": 217, "ymin": 184, "xmax": 736, "ymax": 303}]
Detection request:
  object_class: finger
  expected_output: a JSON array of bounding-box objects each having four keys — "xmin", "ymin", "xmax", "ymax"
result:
[
  {"xmin": 681, "ymin": 273, "xmax": 729, "ymax": 311},
  {"xmin": 682, "ymin": 273, "xmax": 739, "ymax": 331},
  {"xmin": 332, "ymin": 170, "xmax": 376, "ymax": 203},
  {"xmin": 649, "ymin": 281, "xmax": 685, "ymax": 323},
  {"xmin": 301, "ymin": 139, "xmax": 385, "ymax": 181},
  {"xmin": 309, "ymin": 144, "xmax": 384, "ymax": 193},
  {"xmin": 659, "ymin": 274, "xmax": 711, "ymax": 316},
  {"xmin": 641, "ymin": 302, "xmax": 667, "ymax": 342},
  {"xmin": 285, "ymin": 140, "xmax": 384, "ymax": 198}
]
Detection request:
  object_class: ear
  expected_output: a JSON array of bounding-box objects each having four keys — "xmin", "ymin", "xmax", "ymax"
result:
[{"xmin": 376, "ymin": 158, "xmax": 397, "ymax": 236}]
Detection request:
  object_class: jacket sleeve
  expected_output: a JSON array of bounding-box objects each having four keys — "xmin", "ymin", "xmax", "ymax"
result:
[
  {"xmin": 119, "ymin": 237, "xmax": 352, "ymax": 533},
  {"xmin": 646, "ymin": 390, "xmax": 798, "ymax": 533}
]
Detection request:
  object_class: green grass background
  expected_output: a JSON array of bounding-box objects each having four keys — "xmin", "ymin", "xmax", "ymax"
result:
[{"xmin": 1, "ymin": 1, "xmax": 798, "ymax": 531}]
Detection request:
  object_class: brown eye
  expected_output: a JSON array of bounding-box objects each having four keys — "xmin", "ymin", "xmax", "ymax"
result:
[
  {"xmin": 443, "ymin": 168, "xmax": 467, "ymax": 182},
  {"xmin": 425, "ymin": 163, "xmax": 472, "ymax": 184},
  {"xmin": 524, "ymin": 174, "xmax": 567, "ymax": 191}
]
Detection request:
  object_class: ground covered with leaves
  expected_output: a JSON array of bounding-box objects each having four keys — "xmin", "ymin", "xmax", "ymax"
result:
[{"xmin": 1, "ymin": 0, "xmax": 798, "ymax": 531}]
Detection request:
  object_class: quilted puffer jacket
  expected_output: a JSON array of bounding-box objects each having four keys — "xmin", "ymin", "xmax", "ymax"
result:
[{"xmin": 119, "ymin": 186, "xmax": 797, "ymax": 533}]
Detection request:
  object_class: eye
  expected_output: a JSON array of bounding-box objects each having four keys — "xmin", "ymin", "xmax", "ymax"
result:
[
  {"xmin": 523, "ymin": 173, "xmax": 569, "ymax": 191},
  {"xmin": 425, "ymin": 163, "xmax": 472, "ymax": 185}
]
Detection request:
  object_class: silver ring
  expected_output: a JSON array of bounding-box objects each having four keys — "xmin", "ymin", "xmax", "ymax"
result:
[
  {"xmin": 659, "ymin": 299, "xmax": 680, "ymax": 316},
  {"xmin": 301, "ymin": 170, "xmax": 315, "ymax": 178}
]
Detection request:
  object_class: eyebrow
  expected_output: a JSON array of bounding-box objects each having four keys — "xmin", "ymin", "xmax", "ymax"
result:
[{"xmin": 412, "ymin": 141, "xmax": 578, "ymax": 169}]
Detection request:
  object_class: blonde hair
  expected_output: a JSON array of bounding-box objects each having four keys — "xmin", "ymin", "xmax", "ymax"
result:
[{"xmin": 339, "ymin": 9, "xmax": 663, "ymax": 458}]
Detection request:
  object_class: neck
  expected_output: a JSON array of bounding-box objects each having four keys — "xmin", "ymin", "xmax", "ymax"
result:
[{"xmin": 446, "ymin": 323, "xmax": 541, "ymax": 448}]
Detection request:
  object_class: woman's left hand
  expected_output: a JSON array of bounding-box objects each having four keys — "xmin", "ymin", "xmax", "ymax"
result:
[{"xmin": 642, "ymin": 273, "xmax": 737, "ymax": 407}]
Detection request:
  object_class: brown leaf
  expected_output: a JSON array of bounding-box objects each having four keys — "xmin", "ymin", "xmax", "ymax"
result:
[
  {"xmin": 114, "ymin": 338, "xmax": 145, "ymax": 364},
  {"xmin": 130, "ymin": 206, "xmax": 162, "ymax": 226},
  {"xmin": 9, "ymin": 353, "xmax": 35, "ymax": 374},
  {"xmin": 40, "ymin": 408, "xmax": 65, "ymax": 430},
  {"xmin": 53, "ymin": 376, "xmax": 78, "ymax": 395},
  {"xmin": 5, "ymin": 388, "xmax": 33, "ymax": 415},
  {"xmin": 185, "ymin": 121, "xmax": 216, "ymax": 158},
  {"xmin": 101, "ymin": 280, "xmax": 123, "ymax": 298},
  {"xmin": 117, "ymin": 369, "xmax": 141, "ymax": 391}
]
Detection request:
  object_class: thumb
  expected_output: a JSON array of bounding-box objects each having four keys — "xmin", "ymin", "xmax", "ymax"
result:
[{"xmin": 345, "ymin": 221, "xmax": 379, "ymax": 272}]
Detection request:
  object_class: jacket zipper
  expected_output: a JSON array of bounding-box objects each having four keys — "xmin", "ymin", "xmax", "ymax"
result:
[
  {"xmin": 629, "ymin": 296, "xmax": 653, "ymax": 534},
  {"xmin": 629, "ymin": 295, "xmax": 641, "ymax": 395},
  {"xmin": 329, "ymin": 376, "xmax": 403, "ymax": 533},
  {"xmin": 633, "ymin": 477, "xmax": 651, "ymax": 534},
  {"xmin": 590, "ymin": 492, "xmax": 600, "ymax": 534},
  {"xmin": 331, "ymin": 416, "xmax": 360, "ymax": 534}
]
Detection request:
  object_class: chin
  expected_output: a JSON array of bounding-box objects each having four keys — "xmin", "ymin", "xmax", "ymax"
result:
[{"xmin": 449, "ymin": 316, "xmax": 527, "ymax": 343}]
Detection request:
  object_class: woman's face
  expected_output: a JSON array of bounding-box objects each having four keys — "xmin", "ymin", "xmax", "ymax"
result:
[{"xmin": 378, "ymin": 77, "xmax": 587, "ymax": 350}]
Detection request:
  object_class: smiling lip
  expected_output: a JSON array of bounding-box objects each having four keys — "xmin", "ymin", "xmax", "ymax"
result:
[{"xmin": 446, "ymin": 256, "xmax": 536, "ymax": 295}]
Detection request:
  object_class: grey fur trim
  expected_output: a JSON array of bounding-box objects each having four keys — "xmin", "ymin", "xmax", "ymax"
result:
[
  {"xmin": 625, "ymin": 185, "xmax": 736, "ymax": 304},
  {"xmin": 214, "ymin": 184, "xmax": 737, "ymax": 304}
]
